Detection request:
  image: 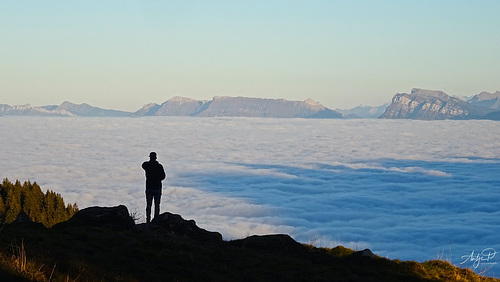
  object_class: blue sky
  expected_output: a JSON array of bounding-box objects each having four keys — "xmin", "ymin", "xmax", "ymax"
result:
[{"xmin": 2, "ymin": 1, "xmax": 499, "ymax": 111}]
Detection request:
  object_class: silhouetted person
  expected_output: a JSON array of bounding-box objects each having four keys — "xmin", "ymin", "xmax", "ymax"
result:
[{"xmin": 142, "ymin": 152, "xmax": 166, "ymax": 223}]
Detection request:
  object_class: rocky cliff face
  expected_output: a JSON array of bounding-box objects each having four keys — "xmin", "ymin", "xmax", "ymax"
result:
[{"xmin": 380, "ymin": 88, "xmax": 490, "ymax": 120}]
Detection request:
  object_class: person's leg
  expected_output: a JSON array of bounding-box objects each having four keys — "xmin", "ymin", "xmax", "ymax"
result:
[
  {"xmin": 145, "ymin": 190, "xmax": 153, "ymax": 223},
  {"xmin": 153, "ymin": 191, "xmax": 162, "ymax": 219}
]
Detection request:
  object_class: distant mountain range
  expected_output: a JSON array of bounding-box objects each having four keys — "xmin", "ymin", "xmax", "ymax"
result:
[
  {"xmin": 1, "ymin": 89, "xmax": 499, "ymax": 120},
  {"xmin": 0, "ymin": 97, "xmax": 343, "ymax": 119},
  {"xmin": 131, "ymin": 96, "xmax": 343, "ymax": 118},
  {"xmin": 0, "ymin": 101, "xmax": 129, "ymax": 117}
]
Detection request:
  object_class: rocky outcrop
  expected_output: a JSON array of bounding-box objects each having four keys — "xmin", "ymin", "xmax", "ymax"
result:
[
  {"xmin": 53, "ymin": 205, "xmax": 135, "ymax": 230},
  {"xmin": 13, "ymin": 211, "xmax": 33, "ymax": 224},
  {"xmin": 50, "ymin": 205, "xmax": 222, "ymax": 242},
  {"xmin": 380, "ymin": 88, "xmax": 490, "ymax": 120},
  {"xmin": 229, "ymin": 234, "xmax": 306, "ymax": 253},
  {"xmin": 150, "ymin": 212, "xmax": 223, "ymax": 243},
  {"xmin": 357, "ymin": 248, "xmax": 376, "ymax": 259}
]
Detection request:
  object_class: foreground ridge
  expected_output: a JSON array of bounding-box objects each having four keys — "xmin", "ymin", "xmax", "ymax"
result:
[{"xmin": 0, "ymin": 205, "xmax": 497, "ymax": 281}]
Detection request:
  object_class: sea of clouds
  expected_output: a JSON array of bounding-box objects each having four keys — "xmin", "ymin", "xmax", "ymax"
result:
[{"xmin": 1, "ymin": 117, "xmax": 499, "ymax": 277}]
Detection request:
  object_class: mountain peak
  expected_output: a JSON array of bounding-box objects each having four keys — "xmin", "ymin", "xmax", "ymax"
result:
[
  {"xmin": 304, "ymin": 98, "xmax": 320, "ymax": 106},
  {"xmin": 60, "ymin": 101, "xmax": 75, "ymax": 106},
  {"xmin": 168, "ymin": 96, "xmax": 200, "ymax": 103},
  {"xmin": 469, "ymin": 91, "xmax": 500, "ymax": 110},
  {"xmin": 130, "ymin": 103, "xmax": 161, "ymax": 117},
  {"xmin": 409, "ymin": 88, "xmax": 449, "ymax": 100},
  {"xmin": 381, "ymin": 89, "xmax": 492, "ymax": 120}
]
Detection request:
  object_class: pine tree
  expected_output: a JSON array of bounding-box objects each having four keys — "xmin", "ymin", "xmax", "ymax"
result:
[
  {"xmin": 0, "ymin": 194, "xmax": 5, "ymax": 221},
  {"xmin": 4, "ymin": 188, "xmax": 21, "ymax": 223},
  {"xmin": 0, "ymin": 179, "xmax": 79, "ymax": 227}
]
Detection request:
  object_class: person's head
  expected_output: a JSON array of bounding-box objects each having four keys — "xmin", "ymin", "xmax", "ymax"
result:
[{"xmin": 149, "ymin": 152, "xmax": 157, "ymax": 160}]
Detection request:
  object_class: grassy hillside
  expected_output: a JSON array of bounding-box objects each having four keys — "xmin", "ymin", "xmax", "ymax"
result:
[
  {"xmin": 1, "ymin": 216, "xmax": 498, "ymax": 281},
  {"xmin": 0, "ymin": 180, "xmax": 497, "ymax": 281}
]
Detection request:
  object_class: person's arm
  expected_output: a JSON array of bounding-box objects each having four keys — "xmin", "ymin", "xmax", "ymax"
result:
[{"xmin": 160, "ymin": 164, "xmax": 166, "ymax": 180}]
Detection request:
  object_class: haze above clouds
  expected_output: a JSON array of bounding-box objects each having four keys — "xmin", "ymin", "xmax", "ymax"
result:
[
  {"xmin": 1, "ymin": 117, "xmax": 499, "ymax": 276},
  {"xmin": 1, "ymin": 1, "xmax": 500, "ymax": 110}
]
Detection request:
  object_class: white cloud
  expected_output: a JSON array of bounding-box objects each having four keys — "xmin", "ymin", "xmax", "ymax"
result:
[{"xmin": 1, "ymin": 117, "xmax": 499, "ymax": 277}]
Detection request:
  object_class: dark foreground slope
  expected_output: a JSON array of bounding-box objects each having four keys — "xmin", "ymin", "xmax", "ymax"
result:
[{"xmin": 0, "ymin": 205, "xmax": 497, "ymax": 282}]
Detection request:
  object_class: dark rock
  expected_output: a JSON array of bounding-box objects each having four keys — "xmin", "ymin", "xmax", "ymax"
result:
[
  {"xmin": 229, "ymin": 234, "xmax": 306, "ymax": 253},
  {"xmin": 359, "ymin": 249, "xmax": 376, "ymax": 259},
  {"xmin": 151, "ymin": 212, "xmax": 223, "ymax": 243},
  {"xmin": 11, "ymin": 211, "xmax": 45, "ymax": 229},
  {"xmin": 53, "ymin": 205, "xmax": 134, "ymax": 230},
  {"xmin": 14, "ymin": 211, "xmax": 33, "ymax": 224}
]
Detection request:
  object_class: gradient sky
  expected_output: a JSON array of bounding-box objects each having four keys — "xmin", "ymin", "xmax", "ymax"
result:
[{"xmin": 1, "ymin": 1, "xmax": 499, "ymax": 111}]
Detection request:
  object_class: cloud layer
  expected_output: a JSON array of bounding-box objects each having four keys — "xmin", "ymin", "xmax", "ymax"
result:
[{"xmin": 1, "ymin": 117, "xmax": 499, "ymax": 276}]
